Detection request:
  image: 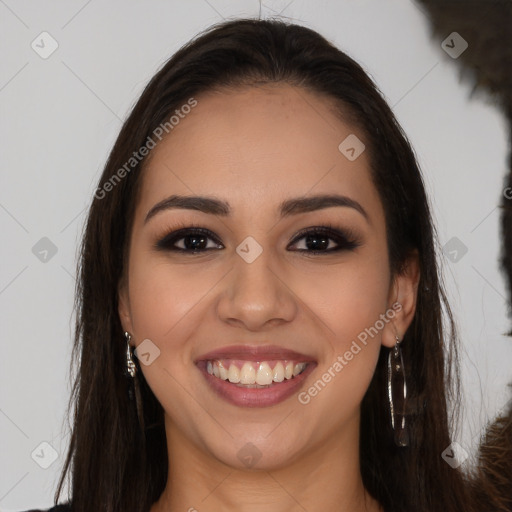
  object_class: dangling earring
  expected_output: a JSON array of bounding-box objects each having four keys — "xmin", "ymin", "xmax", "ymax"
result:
[
  {"xmin": 124, "ymin": 332, "xmax": 145, "ymax": 432},
  {"xmin": 388, "ymin": 334, "xmax": 409, "ymax": 447},
  {"xmin": 125, "ymin": 331, "xmax": 137, "ymax": 377}
]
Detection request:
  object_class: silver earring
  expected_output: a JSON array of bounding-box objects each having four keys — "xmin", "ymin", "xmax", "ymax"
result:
[
  {"xmin": 124, "ymin": 332, "xmax": 145, "ymax": 430},
  {"xmin": 388, "ymin": 334, "xmax": 409, "ymax": 447},
  {"xmin": 125, "ymin": 331, "xmax": 137, "ymax": 378}
]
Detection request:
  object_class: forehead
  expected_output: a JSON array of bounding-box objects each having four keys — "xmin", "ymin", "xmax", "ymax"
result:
[{"xmin": 138, "ymin": 84, "xmax": 383, "ymax": 221}]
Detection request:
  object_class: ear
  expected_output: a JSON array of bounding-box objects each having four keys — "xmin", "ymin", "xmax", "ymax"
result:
[
  {"xmin": 382, "ymin": 250, "xmax": 420, "ymax": 348},
  {"xmin": 118, "ymin": 275, "xmax": 134, "ymax": 340}
]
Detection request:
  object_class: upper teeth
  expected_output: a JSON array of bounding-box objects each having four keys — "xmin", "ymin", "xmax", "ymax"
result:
[{"xmin": 206, "ymin": 360, "xmax": 307, "ymax": 385}]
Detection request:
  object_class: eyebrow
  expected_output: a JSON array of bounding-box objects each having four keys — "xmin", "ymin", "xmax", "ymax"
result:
[{"xmin": 144, "ymin": 193, "xmax": 369, "ymax": 224}]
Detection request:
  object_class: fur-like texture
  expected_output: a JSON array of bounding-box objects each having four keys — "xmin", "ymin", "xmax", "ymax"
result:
[
  {"xmin": 418, "ymin": 1, "xmax": 512, "ymax": 509},
  {"xmin": 416, "ymin": 0, "xmax": 512, "ymax": 315},
  {"xmin": 471, "ymin": 397, "xmax": 512, "ymax": 511}
]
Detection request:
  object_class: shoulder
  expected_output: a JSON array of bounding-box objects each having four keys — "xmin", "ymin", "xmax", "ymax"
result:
[{"xmin": 21, "ymin": 504, "xmax": 71, "ymax": 512}]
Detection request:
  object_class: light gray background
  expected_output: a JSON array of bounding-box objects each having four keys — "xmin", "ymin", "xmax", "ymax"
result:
[{"xmin": 1, "ymin": 1, "xmax": 511, "ymax": 510}]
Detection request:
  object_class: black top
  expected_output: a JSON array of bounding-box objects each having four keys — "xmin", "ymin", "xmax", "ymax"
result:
[{"xmin": 23, "ymin": 505, "xmax": 71, "ymax": 512}]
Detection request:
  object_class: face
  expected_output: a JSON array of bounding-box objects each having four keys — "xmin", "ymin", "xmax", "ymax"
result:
[{"xmin": 119, "ymin": 84, "xmax": 418, "ymax": 471}]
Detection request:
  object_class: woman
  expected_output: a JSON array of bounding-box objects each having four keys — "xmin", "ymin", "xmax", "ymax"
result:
[{"xmin": 25, "ymin": 18, "xmax": 478, "ymax": 512}]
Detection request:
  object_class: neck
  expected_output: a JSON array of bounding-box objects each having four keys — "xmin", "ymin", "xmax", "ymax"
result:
[{"xmin": 151, "ymin": 415, "xmax": 383, "ymax": 512}]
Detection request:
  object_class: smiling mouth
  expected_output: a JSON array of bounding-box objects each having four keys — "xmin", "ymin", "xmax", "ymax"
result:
[
  {"xmin": 194, "ymin": 344, "xmax": 317, "ymax": 407},
  {"xmin": 205, "ymin": 359, "xmax": 309, "ymax": 387}
]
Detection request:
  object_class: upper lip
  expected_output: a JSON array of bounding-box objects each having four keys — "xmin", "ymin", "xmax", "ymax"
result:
[{"xmin": 195, "ymin": 345, "xmax": 316, "ymax": 363}]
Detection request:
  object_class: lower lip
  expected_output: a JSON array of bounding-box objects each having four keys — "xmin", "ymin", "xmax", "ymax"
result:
[{"xmin": 196, "ymin": 361, "xmax": 317, "ymax": 408}]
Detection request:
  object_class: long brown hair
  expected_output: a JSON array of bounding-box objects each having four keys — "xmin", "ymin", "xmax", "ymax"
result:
[{"xmin": 55, "ymin": 18, "xmax": 476, "ymax": 512}]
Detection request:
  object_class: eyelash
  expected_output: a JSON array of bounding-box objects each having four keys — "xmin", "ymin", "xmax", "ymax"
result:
[{"xmin": 154, "ymin": 221, "xmax": 361, "ymax": 255}]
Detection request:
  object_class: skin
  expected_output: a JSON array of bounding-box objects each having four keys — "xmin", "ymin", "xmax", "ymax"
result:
[{"xmin": 118, "ymin": 84, "xmax": 420, "ymax": 512}]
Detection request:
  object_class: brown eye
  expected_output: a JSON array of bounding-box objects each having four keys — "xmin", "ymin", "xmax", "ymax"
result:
[
  {"xmin": 288, "ymin": 226, "xmax": 361, "ymax": 254},
  {"xmin": 156, "ymin": 228, "xmax": 223, "ymax": 253},
  {"xmin": 155, "ymin": 224, "xmax": 361, "ymax": 255}
]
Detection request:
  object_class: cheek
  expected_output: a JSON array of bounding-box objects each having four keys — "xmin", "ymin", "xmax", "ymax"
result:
[
  {"xmin": 296, "ymin": 255, "xmax": 391, "ymax": 345},
  {"xmin": 296, "ymin": 265, "xmax": 389, "ymax": 424},
  {"xmin": 293, "ymin": 252, "xmax": 389, "ymax": 404},
  {"xmin": 127, "ymin": 253, "xmax": 216, "ymax": 340},
  {"xmin": 126, "ymin": 256, "xmax": 211, "ymax": 419}
]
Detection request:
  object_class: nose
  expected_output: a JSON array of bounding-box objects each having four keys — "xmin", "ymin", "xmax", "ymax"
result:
[{"xmin": 216, "ymin": 247, "xmax": 298, "ymax": 332}]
